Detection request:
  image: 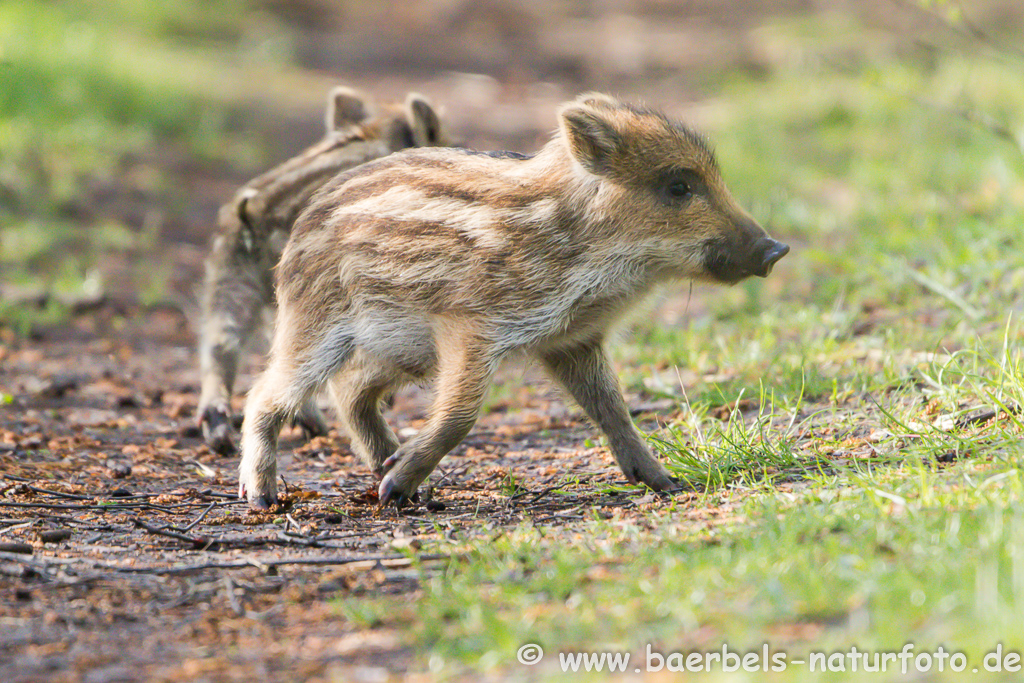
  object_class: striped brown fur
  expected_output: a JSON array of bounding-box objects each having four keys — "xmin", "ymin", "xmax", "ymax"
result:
[{"xmin": 238, "ymin": 93, "xmax": 789, "ymax": 509}]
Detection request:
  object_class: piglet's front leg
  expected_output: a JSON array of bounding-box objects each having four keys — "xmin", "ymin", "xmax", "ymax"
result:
[{"xmin": 538, "ymin": 342, "xmax": 677, "ymax": 492}]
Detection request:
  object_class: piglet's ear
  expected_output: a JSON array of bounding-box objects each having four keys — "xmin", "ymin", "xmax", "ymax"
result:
[
  {"xmin": 326, "ymin": 86, "xmax": 368, "ymax": 132},
  {"xmin": 406, "ymin": 94, "xmax": 445, "ymax": 147},
  {"xmin": 575, "ymin": 92, "xmax": 619, "ymax": 110},
  {"xmin": 559, "ymin": 103, "xmax": 621, "ymax": 175}
]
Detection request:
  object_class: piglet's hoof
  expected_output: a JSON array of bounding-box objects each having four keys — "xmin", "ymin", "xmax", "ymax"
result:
[
  {"xmin": 643, "ymin": 473, "xmax": 679, "ymax": 493},
  {"xmin": 378, "ymin": 474, "xmax": 418, "ymax": 509},
  {"xmin": 200, "ymin": 406, "xmax": 237, "ymax": 456},
  {"xmin": 238, "ymin": 482, "xmax": 278, "ymax": 511}
]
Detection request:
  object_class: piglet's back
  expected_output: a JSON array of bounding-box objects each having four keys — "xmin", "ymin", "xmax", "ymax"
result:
[{"xmin": 279, "ymin": 147, "xmax": 584, "ymax": 316}]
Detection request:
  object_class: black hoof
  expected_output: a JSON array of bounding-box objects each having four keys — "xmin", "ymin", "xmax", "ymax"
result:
[
  {"xmin": 250, "ymin": 493, "xmax": 278, "ymax": 510},
  {"xmin": 378, "ymin": 477, "xmax": 418, "ymax": 508},
  {"xmin": 200, "ymin": 406, "xmax": 237, "ymax": 456}
]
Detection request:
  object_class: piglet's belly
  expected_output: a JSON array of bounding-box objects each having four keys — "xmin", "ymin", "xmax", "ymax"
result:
[{"xmin": 353, "ymin": 313, "xmax": 437, "ymax": 375}]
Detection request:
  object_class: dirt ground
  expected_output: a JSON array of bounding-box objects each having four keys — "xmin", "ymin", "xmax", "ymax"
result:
[{"xmin": 1, "ymin": 300, "xmax": 693, "ymax": 682}]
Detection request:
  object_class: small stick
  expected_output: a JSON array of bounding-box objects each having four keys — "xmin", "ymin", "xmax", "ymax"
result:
[
  {"xmin": 0, "ymin": 500, "xmax": 226, "ymax": 513},
  {"xmin": 222, "ymin": 575, "xmax": 244, "ymax": 616},
  {"xmin": 171, "ymin": 502, "xmax": 218, "ymax": 533},
  {"xmin": 0, "ymin": 542, "xmax": 33, "ymax": 554},
  {"xmin": 22, "ymin": 486, "xmax": 95, "ymax": 501},
  {"xmin": 0, "ymin": 551, "xmax": 453, "ymax": 576},
  {"xmin": 0, "ymin": 520, "xmax": 36, "ymax": 535},
  {"xmin": 511, "ymin": 484, "xmax": 567, "ymax": 504},
  {"xmin": 133, "ymin": 518, "xmax": 215, "ymax": 551},
  {"xmin": 285, "ymin": 513, "xmax": 303, "ymax": 533},
  {"xmin": 38, "ymin": 529, "xmax": 73, "ymax": 544}
]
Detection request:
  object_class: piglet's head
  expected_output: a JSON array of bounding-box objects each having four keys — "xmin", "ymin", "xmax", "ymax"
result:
[{"xmin": 558, "ymin": 93, "xmax": 788, "ymax": 284}]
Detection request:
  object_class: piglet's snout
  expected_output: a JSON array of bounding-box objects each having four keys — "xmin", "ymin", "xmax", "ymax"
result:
[{"xmin": 751, "ymin": 238, "xmax": 790, "ymax": 277}]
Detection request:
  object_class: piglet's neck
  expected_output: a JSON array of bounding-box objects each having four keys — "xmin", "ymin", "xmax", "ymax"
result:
[{"xmin": 515, "ymin": 139, "xmax": 603, "ymax": 207}]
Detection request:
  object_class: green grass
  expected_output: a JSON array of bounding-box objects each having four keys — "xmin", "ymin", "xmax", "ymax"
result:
[
  {"xmin": 339, "ymin": 452, "xmax": 1024, "ymax": 678},
  {"xmin": 420, "ymin": 477, "xmax": 1024, "ymax": 673},
  {"xmin": 367, "ymin": 346, "xmax": 1024, "ymax": 679}
]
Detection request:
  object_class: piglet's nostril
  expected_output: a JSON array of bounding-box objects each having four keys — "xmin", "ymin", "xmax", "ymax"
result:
[{"xmin": 754, "ymin": 239, "xmax": 790, "ymax": 277}]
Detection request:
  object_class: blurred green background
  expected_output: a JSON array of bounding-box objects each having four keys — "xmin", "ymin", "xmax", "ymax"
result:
[{"xmin": 3, "ymin": 0, "xmax": 1022, "ymax": 339}]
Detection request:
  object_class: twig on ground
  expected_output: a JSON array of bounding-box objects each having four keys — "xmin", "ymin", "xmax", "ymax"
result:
[
  {"xmin": 0, "ymin": 541, "xmax": 34, "ymax": 554},
  {"xmin": 0, "ymin": 550, "xmax": 452, "ymax": 576},
  {"xmin": 134, "ymin": 518, "xmax": 216, "ymax": 550},
  {"xmin": 18, "ymin": 485, "xmax": 95, "ymax": 501},
  {"xmin": 222, "ymin": 575, "xmax": 244, "ymax": 616},
  {"xmin": 0, "ymin": 499, "xmax": 241, "ymax": 513},
  {"xmin": 889, "ymin": 0, "xmax": 1024, "ymax": 64},
  {"xmin": 38, "ymin": 529, "xmax": 73, "ymax": 544},
  {"xmin": 433, "ymin": 463, "xmax": 472, "ymax": 488},
  {"xmin": 511, "ymin": 484, "xmax": 568, "ymax": 504},
  {"xmin": 0, "ymin": 520, "xmax": 37, "ymax": 535},
  {"xmin": 903, "ymin": 266, "xmax": 982, "ymax": 320},
  {"xmin": 170, "ymin": 502, "xmax": 217, "ymax": 533},
  {"xmin": 910, "ymin": 96, "xmax": 1024, "ymax": 162}
]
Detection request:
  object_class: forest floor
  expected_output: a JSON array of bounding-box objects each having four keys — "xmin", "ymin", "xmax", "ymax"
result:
[{"xmin": 1, "ymin": 301, "xmax": 691, "ymax": 682}]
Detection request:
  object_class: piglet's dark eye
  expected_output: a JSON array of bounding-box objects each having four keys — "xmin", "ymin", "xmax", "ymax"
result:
[
  {"xmin": 666, "ymin": 180, "xmax": 691, "ymax": 199},
  {"xmin": 658, "ymin": 169, "xmax": 701, "ymax": 204}
]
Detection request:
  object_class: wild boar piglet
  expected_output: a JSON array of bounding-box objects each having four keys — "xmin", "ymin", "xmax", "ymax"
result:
[
  {"xmin": 198, "ymin": 87, "xmax": 445, "ymax": 456},
  {"xmin": 238, "ymin": 93, "xmax": 789, "ymax": 509}
]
